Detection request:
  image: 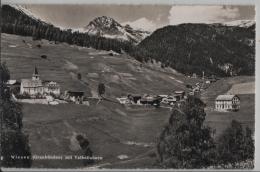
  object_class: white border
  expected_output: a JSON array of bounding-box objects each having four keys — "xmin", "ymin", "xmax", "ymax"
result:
[{"xmin": 1, "ymin": 0, "xmax": 259, "ymax": 171}]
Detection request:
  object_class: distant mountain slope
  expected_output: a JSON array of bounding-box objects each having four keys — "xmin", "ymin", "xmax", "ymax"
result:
[
  {"xmin": 83, "ymin": 16, "xmax": 150, "ymax": 44},
  {"xmin": 1, "ymin": 5, "xmax": 133, "ymax": 54},
  {"xmin": 134, "ymin": 23, "xmax": 255, "ymax": 77}
]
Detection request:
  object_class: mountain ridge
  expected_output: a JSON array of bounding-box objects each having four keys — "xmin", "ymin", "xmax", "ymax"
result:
[{"xmin": 83, "ymin": 16, "xmax": 150, "ymax": 44}]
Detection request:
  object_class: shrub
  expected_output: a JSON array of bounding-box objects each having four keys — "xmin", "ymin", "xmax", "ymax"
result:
[
  {"xmin": 40, "ymin": 55, "xmax": 47, "ymax": 59},
  {"xmin": 76, "ymin": 134, "xmax": 94, "ymax": 166},
  {"xmin": 216, "ymin": 120, "xmax": 254, "ymax": 166},
  {"xmin": 77, "ymin": 73, "xmax": 82, "ymax": 80}
]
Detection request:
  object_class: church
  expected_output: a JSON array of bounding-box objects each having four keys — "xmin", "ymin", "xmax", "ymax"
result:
[{"xmin": 20, "ymin": 67, "xmax": 60, "ymax": 97}]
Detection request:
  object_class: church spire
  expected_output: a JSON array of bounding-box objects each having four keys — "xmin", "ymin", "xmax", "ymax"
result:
[
  {"xmin": 34, "ymin": 66, "xmax": 38, "ymax": 75},
  {"xmin": 32, "ymin": 66, "xmax": 40, "ymax": 80}
]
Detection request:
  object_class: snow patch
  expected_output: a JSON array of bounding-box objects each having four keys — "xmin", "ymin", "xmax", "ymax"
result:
[{"xmin": 222, "ymin": 20, "xmax": 255, "ymax": 28}]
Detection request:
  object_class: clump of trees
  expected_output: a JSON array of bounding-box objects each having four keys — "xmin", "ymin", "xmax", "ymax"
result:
[
  {"xmin": 217, "ymin": 120, "xmax": 254, "ymax": 166},
  {"xmin": 157, "ymin": 96, "xmax": 216, "ymax": 168},
  {"xmin": 76, "ymin": 135, "xmax": 94, "ymax": 166},
  {"xmin": 0, "ymin": 62, "xmax": 32, "ymax": 168},
  {"xmin": 157, "ymin": 96, "xmax": 254, "ymax": 169}
]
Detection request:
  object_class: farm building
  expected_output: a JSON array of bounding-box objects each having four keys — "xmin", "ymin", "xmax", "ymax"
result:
[
  {"xmin": 117, "ymin": 97, "xmax": 131, "ymax": 104},
  {"xmin": 6, "ymin": 80, "xmax": 21, "ymax": 93},
  {"xmin": 215, "ymin": 94, "xmax": 240, "ymax": 111},
  {"xmin": 20, "ymin": 67, "xmax": 61, "ymax": 97},
  {"xmin": 43, "ymin": 81, "xmax": 61, "ymax": 96},
  {"xmin": 140, "ymin": 95, "xmax": 161, "ymax": 107},
  {"xmin": 174, "ymin": 91, "xmax": 185, "ymax": 101},
  {"xmin": 127, "ymin": 94, "xmax": 142, "ymax": 104},
  {"xmin": 161, "ymin": 96, "xmax": 176, "ymax": 105},
  {"xmin": 64, "ymin": 91, "xmax": 84, "ymax": 104}
]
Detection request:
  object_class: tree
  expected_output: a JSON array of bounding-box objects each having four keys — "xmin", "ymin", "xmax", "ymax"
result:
[
  {"xmin": 157, "ymin": 96, "xmax": 216, "ymax": 169},
  {"xmin": 77, "ymin": 73, "xmax": 82, "ymax": 80},
  {"xmin": 76, "ymin": 135, "xmax": 94, "ymax": 166},
  {"xmin": 0, "ymin": 63, "xmax": 32, "ymax": 168},
  {"xmin": 216, "ymin": 120, "xmax": 254, "ymax": 165},
  {"xmin": 98, "ymin": 83, "xmax": 105, "ymax": 97},
  {"xmin": 0, "ymin": 62, "xmax": 10, "ymax": 83}
]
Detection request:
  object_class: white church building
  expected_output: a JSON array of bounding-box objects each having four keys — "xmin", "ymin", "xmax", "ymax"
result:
[{"xmin": 20, "ymin": 67, "xmax": 60, "ymax": 97}]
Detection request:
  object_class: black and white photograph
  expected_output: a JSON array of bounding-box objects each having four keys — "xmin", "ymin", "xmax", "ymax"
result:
[{"xmin": 0, "ymin": 1, "xmax": 257, "ymax": 170}]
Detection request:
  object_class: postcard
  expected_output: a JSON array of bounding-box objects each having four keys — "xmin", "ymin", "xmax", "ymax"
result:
[{"xmin": 0, "ymin": 1, "xmax": 257, "ymax": 171}]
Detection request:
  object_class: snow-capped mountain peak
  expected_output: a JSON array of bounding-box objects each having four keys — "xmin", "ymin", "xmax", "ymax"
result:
[
  {"xmin": 88, "ymin": 16, "xmax": 121, "ymax": 29},
  {"xmin": 222, "ymin": 20, "xmax": 255, "ymax": 28},
  {"xmin": 83, "ymin": 16, "xmax": 150, "ymax": 44}
]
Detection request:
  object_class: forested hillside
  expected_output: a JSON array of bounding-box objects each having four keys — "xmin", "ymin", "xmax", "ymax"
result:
[
  {"xmin": 132, "ymin": 24, "xmax": 255, "ymax": 77},
  {"xmin": 1, "ymin": 5, "xmax": 133, "ymax": 53}
]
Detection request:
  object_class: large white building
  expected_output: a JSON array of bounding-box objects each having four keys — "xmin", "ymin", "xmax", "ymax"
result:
[
  {"xmin": 215, "ymin": 94, "xmax": 240, "ymax": 111},
  {"xmin": 20, "ymin": 67, "xmax": 60, "ymax": 97}
]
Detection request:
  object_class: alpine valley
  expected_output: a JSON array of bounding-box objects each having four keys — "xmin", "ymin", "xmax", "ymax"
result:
[{"xmin": 0, "ymin": 4, "xmax": 255, "ymax": 169}]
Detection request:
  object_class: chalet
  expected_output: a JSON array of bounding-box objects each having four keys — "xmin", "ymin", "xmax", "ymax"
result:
[
  {"xmin": 174, "ymin": 91, "xmax": 185, "ymax": 101},
  {"xmin": 127, "ymin": 94, "xmax": 142, "ymax": 104},
  {"xmin": 44, "ymin": 81, "xmax": 61, "ymax": 96},
  {"xmin": 20, "ymin": 67, "xmax": 61, "ymax": 97},
  {"xmin": 64, "ymin": 91, "xmax": 84, "ymax": 104},
  {"xmin": 6, "ymin": 80, "xmax": 21, "ymax": 92},
  {"xmin": 140, "ymin": 95, "xmax": 161, "ymax": 107},
  {"xmin": 189, "ymin": 89, "xmax": 200, "ymax": 98},
  {"xmin": 161, "ymin": 96, "xmax": 176, "ymax": 105},
  {"xmin": 215, "ymin": 94, "xmax": 240, "ymax": 111},
  {"xmin": 191, "ymin": 73, "xmax": 197, "ymax": 78},
  {"xmin": 117, "ymin": 97, "xmax": 131, "ymax": 104}
]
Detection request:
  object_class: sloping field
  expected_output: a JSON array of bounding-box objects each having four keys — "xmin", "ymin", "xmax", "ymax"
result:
[
  {"xmin": 201, "ymin": 77, "xmax": 255, "ymax": 138},
  {"xmin": 1, "ymin": 33, "xmax": 195, "ymax": 98},
  {"xmin": 1, "ymin": 33, "xmax": 194, "ymax": 168},
  {"xmin": 227, "ymin": 82, "xmax": 255, "ymax": 95},
  {"xmin": 22, "ymin": 101, "xmax": 171, "ymax": 168}
]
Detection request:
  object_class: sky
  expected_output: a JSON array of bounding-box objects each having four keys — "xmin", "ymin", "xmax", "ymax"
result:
[{"xmin": 21, "ymin": 4, "xmax": 255, "ymax": 31}]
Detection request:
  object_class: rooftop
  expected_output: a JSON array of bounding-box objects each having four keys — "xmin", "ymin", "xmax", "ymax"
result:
[
  {"xmin": 21, "ymin": 79, "xmax": 43, "ymax": 88},
  {"xmin": 216, "ymin": 94, "xmax": 239, "ymax": 101}
]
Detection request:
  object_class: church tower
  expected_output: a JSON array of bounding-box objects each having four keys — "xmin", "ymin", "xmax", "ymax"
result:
[{"xmin": 32, "ymin": 66, "xmax": 40, "ymax": 80}]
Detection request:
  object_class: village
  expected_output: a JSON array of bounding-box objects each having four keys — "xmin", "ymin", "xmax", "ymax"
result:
[{"xmin": 6, "ymin": 66, "xmax": 241, "ymax": 112}]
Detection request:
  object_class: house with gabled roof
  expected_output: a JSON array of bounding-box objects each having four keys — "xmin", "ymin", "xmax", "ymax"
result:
[{"xmin": 215, "ymin": 94, "xmax": 240, "ymax": 111}]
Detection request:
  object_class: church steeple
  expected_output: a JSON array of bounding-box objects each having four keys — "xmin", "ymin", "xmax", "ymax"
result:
[{"xmin": 32, "ymin": 66, "xmax": 40, "ymax": 80}]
